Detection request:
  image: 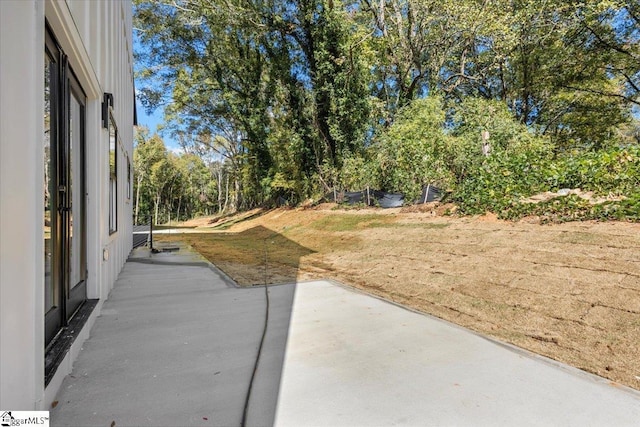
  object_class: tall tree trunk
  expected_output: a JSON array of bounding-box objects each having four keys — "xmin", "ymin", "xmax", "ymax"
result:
[
  {"xmin": 154, "ymin": 193, "xmax": 160, "ymax": 226},
  {"xmin": 167, "ymin": 185, "xmax": 174, "ymax": 224},
  {"xmin": 217, "ymin": 168, "xmax": 223, "ymax": 214},
  {"xmin": 233, "ymin": 177, "xmax": 240, "ymax": 212},
  {"xmin": 223, "ymin": 173, "xmax": 229, "ymax": 213}
]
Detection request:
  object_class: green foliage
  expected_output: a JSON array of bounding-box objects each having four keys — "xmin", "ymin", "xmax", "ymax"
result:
[
  {"xmin": 339, "ymin": 155, "xmax": 377, "ymax": 190},
  {"xmin": 546, "ymin": 146, "xmax": 640, "ymax": 194},
  {"xmin": 460, "ymin": 145, "xmax": 640, "ymax": 222},
  {"xmin": 450, "ymin": 97, "xmax": 553, "ymax": 183},
  {"xmin": 501, "ymin": 193, "xmax": 640, "ymax": 224},
  {"xmin": 454, "ymin": 149, "xmax": 553, "ymax": 215},
  {"xmin": 133, "ymin": 129, "xmax": 231, "ymax": 224},
  {"xmin": 134, "ymin": 0, "xmax": 374, "ymax": 208},
  {"xmin": 371, "ymin": 96, "xmax": 640, "ymax": 223},
  {"xmin": 311, "ymin": 0, "xmax": 372, "ymax": 164},
  {"xmin": 134, "ymin": 0, "xmax": 640, "ymax": 223},
  {"xmin": 370, "ymin": 96, "xmax": 553, "ymax": 208},
  {"xmin": 450, "ymin": 98, "xmax": 555, "ymax": 213},
  {"xmin": 374, "ymin": 97, "xmax": 454, "ymax": 200}
]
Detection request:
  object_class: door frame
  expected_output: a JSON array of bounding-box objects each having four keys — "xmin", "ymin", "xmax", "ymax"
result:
[
  {"xmin": 44, "ymin": 24, "xmax": 87, "ymax": 348},
  {"xmin": 44, "ymin": 28, "xmax": 62, "ymax": 346}
]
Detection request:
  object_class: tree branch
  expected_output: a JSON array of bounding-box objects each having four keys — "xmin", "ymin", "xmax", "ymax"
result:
[{"xmin": 563, "ymin": 85, "xmax": 640, "ymax": 107}]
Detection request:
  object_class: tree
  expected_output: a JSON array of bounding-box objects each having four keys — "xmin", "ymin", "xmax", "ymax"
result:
[
  {"xmin": 473, "ymin": 1, "xmax": 638, "ymax": 149},
  {"xmin": 133, "ymin": 0, "xmax": 640, "ymax": 219},
  {"xmin": 173, "ymin": 153, "xmax": 212, "ymax": 218},
  {"xmin": 134, "ymin": 0, "xmax": 373, "ymax": 204},
  {"xmin": 133, "ymin": 128, "xmax": 167, "ymax": 224},
  {"xmin": 374, "ymin": 97, "xmax": 453, "ymax": 199}
]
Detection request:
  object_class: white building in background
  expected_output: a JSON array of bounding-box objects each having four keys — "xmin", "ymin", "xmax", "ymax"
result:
[{"xmin": 1, "ymin": 0, "xmax": 134, "ymax": 410}]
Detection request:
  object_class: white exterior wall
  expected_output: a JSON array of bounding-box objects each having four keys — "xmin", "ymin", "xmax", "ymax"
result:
[
  {"xmin": 0, "ymin": 0, "xmax": 44, "ymax": 410},
  {"xmin": 0, "ymin": 0, "xmax": 133, "ymax": 410}
]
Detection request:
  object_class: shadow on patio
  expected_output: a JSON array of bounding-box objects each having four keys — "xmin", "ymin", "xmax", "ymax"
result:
[
  {"xmin": 50, "ymin": 227, "xmax": 313, "ymax": 427},
  {"xmin": 165, "ymin": 225, "xmax": 317, "ymax": 287},
  {"xmin": 49, "ymin": 226, "xmax": 640, "ymax": 426}
]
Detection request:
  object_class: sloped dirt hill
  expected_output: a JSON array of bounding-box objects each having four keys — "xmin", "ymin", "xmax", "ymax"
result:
[{"xmin": 158, "ymin": 206, "xmax": 640, "ymax": 390}]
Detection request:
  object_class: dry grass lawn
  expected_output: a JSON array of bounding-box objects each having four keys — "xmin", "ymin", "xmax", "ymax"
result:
[{"xmin": 156, "ymin": 205, "xmax": 640, "ymax": 390}]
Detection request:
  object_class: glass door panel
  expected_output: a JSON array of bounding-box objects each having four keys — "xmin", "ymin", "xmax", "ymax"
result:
[
  {"xmin": 44, "ymin": 52, "xmax": 57, "ymax": 315},
  {"xmin": 65, "ymin": 76, "xmax": 86, "ymax": 318},
  {"xmin": 67, "ymin": 83, "xmax": 86, "ymax": 316},
  {"xmin": 44, "ymin": 41, "xmax": 63, "ymax": 347},
  {"xmin": 69, "ymin": 93, "xmax": 82, "ymax": 288}
]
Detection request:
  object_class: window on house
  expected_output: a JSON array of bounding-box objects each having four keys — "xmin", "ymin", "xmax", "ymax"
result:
[
  {"xmin": 127, "ymin": 156, "xmax": 131, "ymax": 200},
  {"xmin": 109, "ymin": 114, "xmax": 118, "ymax": 234}
]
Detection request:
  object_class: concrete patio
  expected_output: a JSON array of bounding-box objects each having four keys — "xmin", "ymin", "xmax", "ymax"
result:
[{"xmin": 51, "ymin": 243, "xmax": 640, "ymax": 426}]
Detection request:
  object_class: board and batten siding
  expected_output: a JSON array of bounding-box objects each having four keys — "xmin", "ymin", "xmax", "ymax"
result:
[{"xmin": 0, "ymin": 0, "xmax": 134, "ymax": 410}]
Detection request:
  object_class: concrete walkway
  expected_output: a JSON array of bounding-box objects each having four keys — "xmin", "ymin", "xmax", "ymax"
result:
[
  {"xmin": 52, "ymin": 244, "xmax": 640, "ymax": 426},
  {"xmin": 51, "ymin": 243, "xmax": 295, "ymax": 426},
  {"xmin": 275, "ymin": 281, "xmax": 640, "ymax": 426}
]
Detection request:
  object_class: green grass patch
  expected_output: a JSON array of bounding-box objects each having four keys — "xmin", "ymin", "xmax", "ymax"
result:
[
  {"xmin": 158, "ymin": 227, "xmax": 315, "ymax": 268},
  {"xmin": 367, "ymin": 221, "xmax": 451, "ymax": 230},
  {"xmin": 153, "ymin": 225, "xmax": 197, "ymax": 230},
  {"xmin": 311, "ymin": 214, "xmax": 453, "ymax": 231},
  {"xmin": 208, "ymin": 209, "xmax": 272, "ymax": 230},
  {"xmin": 311, "ymin": 214, "xmax": 390, "ymax": 232}
]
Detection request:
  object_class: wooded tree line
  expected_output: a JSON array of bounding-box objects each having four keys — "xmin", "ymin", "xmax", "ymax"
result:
[
  {"xmin": 134, "ymin": 0, "xmax": 639, "ymax": 219},
  {"xmin": 133, "ymin": 127, "xmax": 237, "ymax": 224}
]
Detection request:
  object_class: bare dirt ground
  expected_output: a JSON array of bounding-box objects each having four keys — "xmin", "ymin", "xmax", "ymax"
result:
[{"xmin": 158, "ymin": 205, "xmax": 640, "ymax": 390}]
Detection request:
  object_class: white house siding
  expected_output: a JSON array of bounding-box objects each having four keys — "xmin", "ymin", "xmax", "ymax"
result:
[{"xmin": 0, "ymin": 0, "xmax": 133, "ymax": 410}]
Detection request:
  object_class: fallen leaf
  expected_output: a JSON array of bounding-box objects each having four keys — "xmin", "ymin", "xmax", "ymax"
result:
[{"xmin": 51, "ymin": 400, "xmax": 58, "ymax": 408}]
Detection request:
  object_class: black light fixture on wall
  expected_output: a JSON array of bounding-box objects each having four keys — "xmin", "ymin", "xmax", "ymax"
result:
[{"xmin": 102, "ymin": 92, "xmax": 113, "ymax": 129}]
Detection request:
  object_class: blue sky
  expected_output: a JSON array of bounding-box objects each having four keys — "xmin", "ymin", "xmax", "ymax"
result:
[
  {"xmin": 134, "ymin": 86, "xmax": 184, "ymax": 153},
  {"xmin": 133, "ymin": 30, "xmax": 181, "ymax": 153},
  {"xmin": 135, "ymin": 99, "xmax": 162, "ymax": 134}
]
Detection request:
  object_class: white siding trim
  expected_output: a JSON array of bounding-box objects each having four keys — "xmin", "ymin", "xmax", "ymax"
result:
[
  {"xmin": 45, "ymin": 0, "xmax": 100, "ymax": 99},
  {"xmin": 0, "ymin": 0, "xmax": 45, "ymax": 410}
]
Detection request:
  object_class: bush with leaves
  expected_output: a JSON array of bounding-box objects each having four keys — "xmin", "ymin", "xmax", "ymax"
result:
[
  {"xmin": 462, "ymin": 145, "xmax": 640, "ymax": 221},
  {"xmin": 450, "ymin": 98, "xmax": 554, "ymax": 214},
  {"xmin": 340, "ymin": 154, "xmax": 378, "ymax": 191},
  {"xmin": 545, "ymin": 146, "xmax": 640, "ymax": 195},
  {"xmin": 454, "ymin": 148, "xmax": 553, "ymax": 215},
  {"xmin": 374, "ymin": 97, "xmax": 454, "ymax": 200},
  {"xmin": 449, "ymin": 98, "xmax": 552, "ymax": 182}
]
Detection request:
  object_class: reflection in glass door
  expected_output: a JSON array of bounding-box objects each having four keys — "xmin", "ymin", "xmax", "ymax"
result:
[
  {"xmin": 45, "ymin": 52, "xmax": 53, "ymax": 312},
  {"xmin": 44, "ymin": 35, "xmax": 61, "ymax": 345},
  {"xmin": 44, "ymin": 96, "xmax": 54, "ymax": 308},
  {"xmin": 67, "ymin": 81, "xmax": 87, "ymax": 316}
]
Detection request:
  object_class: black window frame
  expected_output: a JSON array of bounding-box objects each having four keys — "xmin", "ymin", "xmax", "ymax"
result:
[
  {"xmin": 108, "ymin": 113, "xmax": 118, "ymax": 234},
  {"xmin": 126, "ymin": 155, "xmax": 131, "ymax": 200}
]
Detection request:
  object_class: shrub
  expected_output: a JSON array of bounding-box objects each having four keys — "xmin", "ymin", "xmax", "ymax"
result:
[
  {"xmin": 545, "ymin": 146, "xmax": 640, "ymax": 194},
  {"xmin": 464, "ymin": 145, "xmax": 640, "ymax": 222},
  {"xmin": 450, "ymin": 98, "xmax": 554, "ymax": 214},
  {"xmin": 373, "ymin": 97, "xmax": 455, "ymax": 200}
]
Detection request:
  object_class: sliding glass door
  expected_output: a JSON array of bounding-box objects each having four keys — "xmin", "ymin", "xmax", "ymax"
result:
[{"xmin": 44, "ymin": 27, "xmax": 87, "ymax": 348}]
